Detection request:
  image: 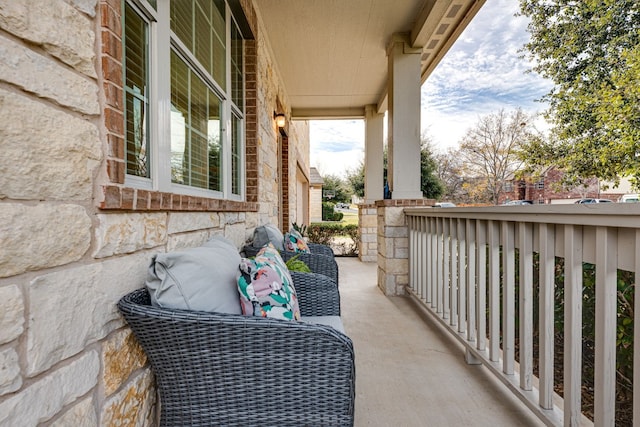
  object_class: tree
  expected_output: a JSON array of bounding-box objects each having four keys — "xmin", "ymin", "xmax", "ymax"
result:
[
  {"xmin": 519, "ymin": 0, "xmax": 640, "ymax": 188},
  {"xmin": 457, "ymin": 109, "xmax": 532, "ymax": 205},
  {"xmin": 321, "ymin": 174, "xmax": 350, "ymax": 204},
  {"xmin": 419, "ymin": 138, "xmax": 444, "ymax": 199},
  {"xmin": 433, "ymin": 147, "xmax": 465, "ymax": 201},
  {"xmin": 345, "ymin": 162, "xmax": 365, "ymax": 198}
]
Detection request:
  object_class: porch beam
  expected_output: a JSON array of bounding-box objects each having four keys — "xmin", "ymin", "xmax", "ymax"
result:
[{"xmin": 291, "ymin": 107, "xmax": 366, "ymax": 120}]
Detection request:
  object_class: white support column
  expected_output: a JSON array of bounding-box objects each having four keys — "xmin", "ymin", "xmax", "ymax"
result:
[
  {"xmin": 387, "ymin": 33, "xmax": 423, "ymax": 200},
  {"xmin": 364, "ymin": 105, "xmax": 384, "ymax": 203}
]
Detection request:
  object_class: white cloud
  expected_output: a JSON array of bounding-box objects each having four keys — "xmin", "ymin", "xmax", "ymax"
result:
[
  {"xmin": 310, "ymin": 120, "xmax": 364, "ymax": 178},
  {"xmin": 420, "ymin": 0, "xmax": 553, "ymax": 150}
]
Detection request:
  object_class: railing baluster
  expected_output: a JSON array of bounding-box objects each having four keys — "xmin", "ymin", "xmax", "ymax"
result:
[
  {"xmin": 518, "ymin": 222, "xmax": 533, "ymax": 391},
  {"xmin": 477, "ymin": 220, "xmax": 487, "ymax": 352},
  {"xmin": 426, "ymin": 217, "xmax": 434, "ymax": 306},
  {"xmin": 437, "ymin": 217, "xmax": 444, "ymax": 315},
  {"xmin": 466, "ymin": 219, "xmax": 477, "ymax": 343},
  {"xmin": 488, "ymin": 220, "xmax": 500, "ymax": 362},
  {"xmin": 634, "ymin": 229, "xmax": 640, "ymax": 425},
  {"xmin": 501, "ymin": 221, "xmax": 515, "ymax": 375},
  {"xmin": 594, "ymin": 227, "xmax": 617, "ymax": 426},
  {"xmin": 450, "ymin": 218, "xmax": 458, "ymax": 327},
  {"xmin": 564, "ymin": 224, "xmax": 583, "ymax": 425},
  {"xmin": 420, "ymin": 217, "xmax": 428, "ymax": 303},
  {"xmin": 458, "ymin": 219, "xmax": 467, "ymax": 334},
  {"xmin": 407, "ymin": 217, "xmax": 420, "ymax": 292},
  {"xmin": 413, "ymin": 216, "xmax": 419, "ymax": 297},
  {"xmin": 443, "ymin": 218, "xmax": 450, "ymax": 320},
  {"xmin": 431, "ymin": 217, "xmax": 437, "ymax": 309},
  {"xmin": 413, "ymin": 216, "xmax": 420, "ymax": 298},
  {"xmin": 539, "ymin": 223, "xmax": 555, "ymax": 409}
]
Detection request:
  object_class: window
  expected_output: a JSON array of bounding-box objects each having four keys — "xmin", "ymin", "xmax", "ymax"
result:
[
  {"xmin": 503, "ymin": 182, "xmax": 513, "ymax": 192},
  {"xmin": 123, "ymin": 0, "xmax": 245, "ymax": 200},
  {"xmin": 123, "ymin": 3, "xmax": 150, "ymax": 178},
  {"xmin": 535, "ymin": 179, "xmax": 544, "ymax": 190}
]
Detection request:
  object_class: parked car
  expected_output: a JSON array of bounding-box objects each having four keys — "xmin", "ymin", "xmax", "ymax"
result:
[
  {"xmin": 619, "ymin": 194, "xmax": 639, "ymax": 203},
  {"xmin": 433, "ymin": 202, "xmax": 456, "ymax": 208},
  {"xmin": 502, "ymin": 200, "xmax": 533, "ymax": 205},
  {"xmin": 574, "ymin": 198, "xmax": 613, "ymax": 204}
]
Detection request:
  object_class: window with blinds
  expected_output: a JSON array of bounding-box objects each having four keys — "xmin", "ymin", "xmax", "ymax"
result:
[
  {"xmin": 123, "ymin": 3, "xmax": 150, "ymax": 178},
  {"xmin": 123, "ymin": 0, "xmax": 245, "ymax": 200}
]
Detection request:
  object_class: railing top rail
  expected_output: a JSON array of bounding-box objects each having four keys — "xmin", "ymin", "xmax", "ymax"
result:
[{"xmin": 404, "ymin": 204, "xmax": 640, "ymax": 228}]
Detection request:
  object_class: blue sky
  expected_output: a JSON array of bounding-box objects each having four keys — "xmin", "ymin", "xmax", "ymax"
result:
[{"xmin": 310, "ymin": 0, "xmax": 554, "ymax": 178}]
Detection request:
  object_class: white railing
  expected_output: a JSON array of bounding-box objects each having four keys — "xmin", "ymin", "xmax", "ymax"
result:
[{"xmin": 404, "ymin": 204, "xmax": 640, "ymax": 427}]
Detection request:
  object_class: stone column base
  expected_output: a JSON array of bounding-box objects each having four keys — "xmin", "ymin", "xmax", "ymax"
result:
[
  {"xmin": 358, "ymin": 203, "xmax": 378, "ymax": 262},
  {"xmin": 376, "ymin": 199, "xmax": 434, "ymax": 296}
]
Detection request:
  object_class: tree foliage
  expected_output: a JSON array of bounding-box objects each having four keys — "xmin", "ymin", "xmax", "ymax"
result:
[
  {"xmin": 519, "ymin": 0, "xmax": 640, "ymax": 188},
  {"xmin": 433, "ymin": 147, "xmax": 465, "ymax": 201},
  {"xmin": 457, "ymin": 108, "xmax": 533, "ymax": 204},
  {"xmin": 419, "ymin": 139, "xmax": 444, "ymax": 199},
  {"xmin": 346, "ymin": 138, "xmax": 443, "ymax": 200},
  {"xmin": 321, "ymin": 174, "xmax": 350, "ymax": 203},
  {"xmin": 345, "ymin": 162, "xmax": 365, "ymax": 198}
]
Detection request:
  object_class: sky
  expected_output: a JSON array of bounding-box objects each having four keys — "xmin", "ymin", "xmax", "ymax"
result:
[{"xmin": 310, "ymin": 0, "xmax": 554, "ymax": 178}]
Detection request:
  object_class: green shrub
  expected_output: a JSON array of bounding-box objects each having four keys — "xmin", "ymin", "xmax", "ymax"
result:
[
  {"xmin": 307, "ymin": 223, "xmax": 359, "ymax": 256},
  {"xmin": 322, "ymin": 202, "xmax": 344, "ymax": 221}
]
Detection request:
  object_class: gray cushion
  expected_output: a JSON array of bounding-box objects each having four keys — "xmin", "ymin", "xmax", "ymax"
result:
[
  {"xmin": 252, "ymin": 224, "xmax": 285, "ymax": 251},
  {"xmin": 145, "ymin": 238, "xmax": 242, "ymax": 314},
  {"xmin": 300, "ymin": 316, "xmax": 345, "ymax": 334}
]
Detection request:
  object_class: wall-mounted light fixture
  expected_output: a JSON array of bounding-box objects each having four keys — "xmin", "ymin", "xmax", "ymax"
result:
[{"xmin": 274, "ymin": 112, "xmax": 286, "ymax": 128}]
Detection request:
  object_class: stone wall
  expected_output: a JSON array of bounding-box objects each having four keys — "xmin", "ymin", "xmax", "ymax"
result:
[
  {"xmin": 376, "ymin": 199, "xmax": 434, "ymax": 296},
  {"xmin": 358, "ymin": 203, "xmax": 378, "ymax": 262},
  {"xmin": 0, "ymin": 0, "xmax": 301, "ymax": 424}
]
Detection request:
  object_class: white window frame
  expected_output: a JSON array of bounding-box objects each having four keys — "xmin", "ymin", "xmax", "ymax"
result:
[{"xmin": 123, "ymin": 0, "xmax": 245, "ymax": 202}]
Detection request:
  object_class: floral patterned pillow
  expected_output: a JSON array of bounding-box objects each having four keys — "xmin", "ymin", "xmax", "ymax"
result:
[
  {"xmin": 284, "ymin": 228, "xmax": 311, "ymax": 253},
  {"xmin": 237, "ymin": 244, "xmax": 300, "ymax": 320}
]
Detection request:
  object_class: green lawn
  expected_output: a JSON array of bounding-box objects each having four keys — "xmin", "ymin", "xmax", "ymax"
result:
[{"xmin": 340, "ymin": 210, "xmax": 358, "ymax": 226}]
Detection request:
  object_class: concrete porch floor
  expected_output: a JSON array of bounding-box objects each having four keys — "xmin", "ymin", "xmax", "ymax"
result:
[{"xmin": 337, "ymin": 257, "xmax": 544, "ymax": 427}]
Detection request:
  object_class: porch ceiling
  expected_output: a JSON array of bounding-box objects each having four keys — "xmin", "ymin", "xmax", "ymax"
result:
[{"xmin": 253, "ymin": 0, "xmax": 486, "ymax": 119}]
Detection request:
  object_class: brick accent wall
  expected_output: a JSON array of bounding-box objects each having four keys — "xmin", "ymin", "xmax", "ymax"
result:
[
  {"xmin": 281, "ymin": 133, "xmax": 290, "ymax": 228},
  {"xmin": 98, "ymin": 0, "xmax": 259, "ymax": 212}
]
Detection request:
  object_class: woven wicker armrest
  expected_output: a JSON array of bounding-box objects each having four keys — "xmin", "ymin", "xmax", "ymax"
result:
[
  {"xmin": 118, "ymin": 289, "xmax": 355, "ymax": 427},
  {"xmin": 241, "ymin": 245, "xmax": 339, "ymax": 285},
  {"xmin": 242, "ymin": 242, "xmax": 334, "ymax": 259},
  {"xmin": 307, "ymin": 242, "xmax": 335, "ymax": 258},
  {"xmin": 279, "ymin": 251, "xmax": 339, "ymax": 285},
  {"xmin": 290, "ymin": 271, "xmax": 340, "ymax": 316}
]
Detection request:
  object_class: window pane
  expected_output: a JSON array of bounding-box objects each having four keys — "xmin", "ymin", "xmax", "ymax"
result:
[
  {"xmin": 208, "ymin": 91, "xmax": 222, "ymax": 192},
  {"xmin": 189, "ymin": 75, "xmax": 209, "ymax": 189},
  {"xmin": 170, "ymin": 52, "xmax": 189, "ymax": 185},
  {"xmin": 211, "ymin": 0, "xmax": 226, "ymax": 87},
  {"xmin": 231, "ymin": 22, "xmax": 243, "ymax": 110},
  {"xmin": 231, "ymin": 113, "xmax": 241, "ymax": 195},
  {"xmin": 170, "ymin": 0, "xmax": 192, "ymax": 52},
  {"xmin": 171, "ymin": 51, "xmax": 223, "ymax": 191},
  {"xmin": 171, "ymin": 0, "xmax": 226, "ymax": 88},
  {"xmin": 124, "ymin": 3, "xmax": 150, "ymax": 178}
]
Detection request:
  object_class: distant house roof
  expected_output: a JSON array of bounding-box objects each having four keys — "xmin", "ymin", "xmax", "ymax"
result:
[{"xmin": 310, "ymin": 167, "xmax": 324, "ymax": 186}]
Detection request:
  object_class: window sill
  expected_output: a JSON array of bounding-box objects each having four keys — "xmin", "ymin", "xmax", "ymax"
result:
[{"xmin": 98, "ymin": 185, "xmax": 258, "ymax": 212}]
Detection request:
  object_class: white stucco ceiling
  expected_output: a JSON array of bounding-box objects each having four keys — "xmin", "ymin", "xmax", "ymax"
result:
[{"xmin": 253, "ymin": 0, "xmax": 486, "ymax": 118}]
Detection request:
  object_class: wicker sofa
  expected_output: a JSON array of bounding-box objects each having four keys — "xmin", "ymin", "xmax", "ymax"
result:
[{"xmin": 118, "ymin": 271, "xmax": 355, "ymax": 427}]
